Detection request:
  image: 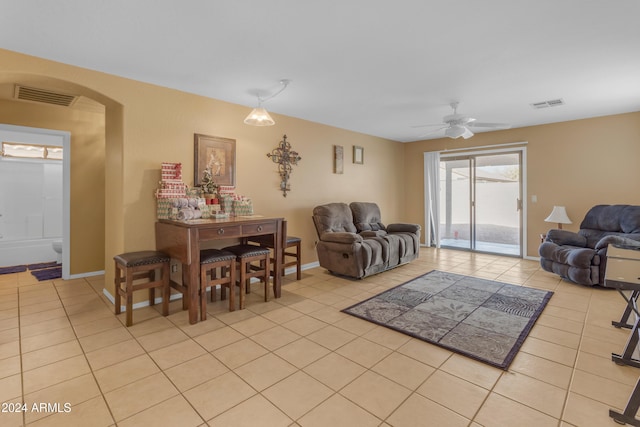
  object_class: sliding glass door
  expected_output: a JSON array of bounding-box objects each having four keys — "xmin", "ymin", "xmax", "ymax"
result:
[{"xmin": 439, "ymin": 151, "xmax": 522, "ymax": 256}]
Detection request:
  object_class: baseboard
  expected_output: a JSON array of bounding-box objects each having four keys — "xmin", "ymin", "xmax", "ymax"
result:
[
  {"xmin": 67, "ymin": 269, "xmax": 105, "ymax": 279},
  {"xmin": 301, "ymin": 261, "xmax": 320, "ymax": 271}
]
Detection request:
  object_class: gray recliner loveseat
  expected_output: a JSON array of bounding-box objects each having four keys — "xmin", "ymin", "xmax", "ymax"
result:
[
  {"xmin": 539, "ymin": 204, "xmax": 640, "ymax": 286},
  {"xmin": 312, "ymin": 202, "xmax": 421, "ymax": 279}
]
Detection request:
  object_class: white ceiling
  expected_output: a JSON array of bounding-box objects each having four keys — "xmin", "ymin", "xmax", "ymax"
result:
[{"xmin": 1, "ymin": 0, "xmax": 639, "ymax": 142}]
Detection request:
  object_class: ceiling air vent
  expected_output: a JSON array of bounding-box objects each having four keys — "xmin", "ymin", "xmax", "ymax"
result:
[
  {"xmin": 531, "ymin": 98, "xmax": 565, "ymax": 109},
  {"xmin": 14, "ymin": 85, "xmax": 77, "ymax": 107}
]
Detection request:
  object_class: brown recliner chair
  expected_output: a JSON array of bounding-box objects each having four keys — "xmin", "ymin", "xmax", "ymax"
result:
[
  {"xmin": 312, "ymin": 202, "xmax": 420, "ymax": 279},
  {"xmin": 539, "ymin": 204, "xmax": 640, "ymax": 286}
]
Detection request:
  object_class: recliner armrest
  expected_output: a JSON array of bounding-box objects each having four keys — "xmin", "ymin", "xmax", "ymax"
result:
[
  {"xmin": 545, "ymin": 229, "xmax": 587, "ymax": 247},
  {"xmin": 595, "ymin": 235, "xmax": 640, "ymax": 250},
  {"xmin": 387, "ymin": 223, "xmax": 421, "ymax": 234},
  {"xmin": 319, "ymin": 232, "xmax": 363, "ymax": 244}
]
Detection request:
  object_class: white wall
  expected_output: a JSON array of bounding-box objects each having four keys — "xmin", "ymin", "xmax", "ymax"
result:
[{"xmin": 0, "ymin": 127, "xmax": 63, "ymax": 265}]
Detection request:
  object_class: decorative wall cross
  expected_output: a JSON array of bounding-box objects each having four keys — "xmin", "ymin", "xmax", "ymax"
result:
[{"xmin": 267, "ymin": 134, "xmax": 301, "ymax": 197}]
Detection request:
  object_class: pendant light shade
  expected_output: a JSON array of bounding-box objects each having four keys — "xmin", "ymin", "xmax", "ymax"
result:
[
  {"xmin": 243, "ymin": 79, "xmax": 291, "ymax": 127},
  {"xmin": 244, "ymin": 107, "xmax": 275, "ymax": 126}
]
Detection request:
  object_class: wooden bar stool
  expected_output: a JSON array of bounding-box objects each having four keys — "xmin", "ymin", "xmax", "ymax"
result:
[
  {"xmin": 246, "ymin": 220, "xmax": 302, "ymax": 280},
  {"xmin": 223, "ymin": 244, "xmax": 270, "ymax": 309},
  {"xmin": 114, "ymin": 250, "xmax": 170, "ymax": 327},
  {"xmin": 200, "ymin": 249, "xmax": 237, "ymax": 319}
]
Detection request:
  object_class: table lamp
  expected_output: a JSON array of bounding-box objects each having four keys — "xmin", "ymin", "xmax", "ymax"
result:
[{"xmin": 545, "ymin": 206, "xmax": 572, "ymax": 229}]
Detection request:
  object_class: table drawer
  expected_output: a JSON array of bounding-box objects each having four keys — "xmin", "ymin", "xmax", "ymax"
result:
[
  {"xmin": 199, "ymin": 225, "xmax": 242, "ymax": 239},
  {"xmin": 242, "ymin": 222, "xmax": 277, "ymax": 236},
  {"xmin": 606, "ymin": 258, "xmax": 640, "ymax": 285}
]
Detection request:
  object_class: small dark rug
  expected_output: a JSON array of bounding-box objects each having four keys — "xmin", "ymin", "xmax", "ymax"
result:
[
  {"xmin": 28, "ymin": 261, "xmax": 60, "ymax": 270},
  {"xmin": 342, "ymin": 270, "xmax": 553, "ymax": 369},
  {"xmin": 31, "ymin": 267, "xmax": 62, "ymax": 281},
  {"xmin": 0, "ymin": 265, "xmax": 27, "ymax": 275}
]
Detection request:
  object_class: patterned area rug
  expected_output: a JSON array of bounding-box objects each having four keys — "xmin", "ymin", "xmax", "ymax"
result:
[{"xmin": 342, "ymin": 270, "xmax": 553, "ymax": 369}]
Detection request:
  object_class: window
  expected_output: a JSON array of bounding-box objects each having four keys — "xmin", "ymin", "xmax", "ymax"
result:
[{"xmin": 1, "ymin": 142, "xmax": 63, "ymax": 160}]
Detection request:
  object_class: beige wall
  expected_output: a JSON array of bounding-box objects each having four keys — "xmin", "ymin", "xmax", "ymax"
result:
[
  {"xmin": 0, "ymin": 49, "xmax": 404, "ymax": 298},
  {"xmin": 403, "ymin": 111, "xmax": 640, "ymax": 257}
]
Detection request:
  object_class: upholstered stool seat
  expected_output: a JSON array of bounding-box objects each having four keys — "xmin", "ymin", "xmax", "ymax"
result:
[
  {"xmin": 247, "ymin": 233, "xmax": 302, "ymax": 280},
  {"xmin": 114, "ymin": 250, "xmax": 171, "ymax": 326},
  {"xmin": 200, "ymin": 249, "xmax": 236, "ymax": 319},
  {"xmin": 223, "ymin": 244, "xmax": 270, "ymax": 309}
]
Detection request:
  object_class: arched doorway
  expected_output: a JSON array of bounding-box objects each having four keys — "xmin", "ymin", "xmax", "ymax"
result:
[{"xmin": 0, "ymin": 73, "xmax": 122, "ymax": 278}]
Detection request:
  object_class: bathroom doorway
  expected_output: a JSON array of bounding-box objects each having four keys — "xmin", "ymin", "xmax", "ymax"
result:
[{"xmin": 0, "ymin": 124, "xmax": 70, "ymax": 278}]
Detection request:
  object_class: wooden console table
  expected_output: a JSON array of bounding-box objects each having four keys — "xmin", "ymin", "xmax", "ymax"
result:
[{"xmin": 155, "ymin": 216, "xmax": 284, "ymax": 324}]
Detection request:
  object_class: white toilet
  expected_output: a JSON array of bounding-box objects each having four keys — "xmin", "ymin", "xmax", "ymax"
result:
[{"xmin": 52, "ymin": 240, "xmax": 62, "ymax": 264}]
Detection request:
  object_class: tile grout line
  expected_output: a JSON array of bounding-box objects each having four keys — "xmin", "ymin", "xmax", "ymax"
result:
[{"xmin": 51, "ymin": 276, "xmax": 119, "ymax": 426}]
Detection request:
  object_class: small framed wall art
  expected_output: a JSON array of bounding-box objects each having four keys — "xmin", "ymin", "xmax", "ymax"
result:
[
  {"xmin": 194, "ymin": 134, "xmax": 236, "ymax": 187},
  {"xmin": 334, "ymin": 145, "xmax": 344, "ymax": 174},
  {"xmin": 353, "ymin": 145, "xmax": 364, "ymax": 164}
]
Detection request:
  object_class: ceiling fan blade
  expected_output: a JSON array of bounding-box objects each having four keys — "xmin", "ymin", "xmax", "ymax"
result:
[
  {"xmin": 462, "ymin": 127, "xmax": 474, "ymax": 139},
  {"xmin": 418, "ymin": 125, "xmax": 448, "ymax": 137},
  {"xmin": 467, "ymin": 122, "xmax": 511, "ymax": 129},
  {"xmin": 411, "ymin": 123, "xmax": 447, "ymax": 128}
]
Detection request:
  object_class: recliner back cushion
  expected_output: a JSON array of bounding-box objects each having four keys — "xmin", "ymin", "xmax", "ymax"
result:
[
  {"xmin": 620, "ymin": 206, "xmax": 640, "ymax": 233},
  {"xmin": 580, "ymin": 205, "xmax": 640, "ymax": 233},
  {"xmin": 312, "ymin": 203, "xmax": 357, "ymax": 234},
  {"xmin": 350, "ymin": 202, "xmax": 386, "ymax": 232}
]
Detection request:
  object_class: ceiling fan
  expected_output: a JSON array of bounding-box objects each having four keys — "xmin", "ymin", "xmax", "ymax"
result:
[{"xmin": 413, "ymin": 102, "xmax": 511, "ymax": 139}]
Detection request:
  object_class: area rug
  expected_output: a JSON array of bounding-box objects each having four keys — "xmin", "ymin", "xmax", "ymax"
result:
[
  {"xmin": 27, "ymin": 261, "xmax": 59, "ymax": 270},
  {"xmin": 342, "ymin": 270, "xmax": 553, "ymax": 369},
  {"xmin": 0, "ymin": 265, "xmax": 27, "ymax": 275},
  {"xmin": 30, "ymin": 267, "xmax": 62, "ymax": 281}
]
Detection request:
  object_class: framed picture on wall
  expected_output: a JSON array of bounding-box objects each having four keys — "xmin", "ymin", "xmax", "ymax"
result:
[
  {"xmin": 353, "ymin": 145, "xmax": 364, "ymax": 164},
  {"xmin": 194, "ymin": 134, "xmax": 236, "ymax": 187},
  {"xmin": 334, "ymin": 145, "xmax": 344, "ymax": 174}
]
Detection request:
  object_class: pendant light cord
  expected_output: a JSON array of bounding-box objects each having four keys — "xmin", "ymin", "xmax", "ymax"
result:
[{"xmin": 257, "ymin": 79, "xmax": 291, "ymax": 104}]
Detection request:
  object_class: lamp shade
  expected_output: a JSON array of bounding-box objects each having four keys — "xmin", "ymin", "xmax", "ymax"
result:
[
  {"xmin": 244, "ymin": 107, "xmax": 275, "ymax": 126},
  {"xmin": 544, "ymin": 206, "xmax": 572, "ymax": 228}
]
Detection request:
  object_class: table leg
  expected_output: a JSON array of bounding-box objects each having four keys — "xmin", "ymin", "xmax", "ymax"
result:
[
  {"xmin": 614, "ymin": 290, "xmax": 640, "ymax": 329},
  {"xmin": 273, "ymin": 219, "xmax": 283, "ymax": 298},
  {"xmin": 187, "ymin": 261, "xmax": 199, "ymax": 324},
  {"xmin": 613, "ymin": 291, "xmax": 640, "ymax": 368},
  {"xmin": 186, "ymin": 227, "xmax": 201, "ymax": 324},
  {"xmin": 610, "ymin": 376, "xmax": 640, "ymax": 426}
]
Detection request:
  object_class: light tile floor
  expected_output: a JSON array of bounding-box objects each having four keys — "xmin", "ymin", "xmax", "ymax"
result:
[{"xmin": 0, "ymin": 248, "xmax": 637, "ymax": 426}]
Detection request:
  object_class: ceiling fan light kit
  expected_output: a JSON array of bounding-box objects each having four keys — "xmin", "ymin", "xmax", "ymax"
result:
[
  {"xmin": 414, "ymin": 101, "xmax": 511, "ymax": 139},
  {"xmin": 445, "ymin": 125, "xmax": 473, "ymax": 139}
]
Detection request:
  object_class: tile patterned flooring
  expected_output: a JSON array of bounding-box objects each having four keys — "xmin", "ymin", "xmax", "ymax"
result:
[{"xmin": 0, "ymin": 248, "xmax": 637, "ymax": 426}]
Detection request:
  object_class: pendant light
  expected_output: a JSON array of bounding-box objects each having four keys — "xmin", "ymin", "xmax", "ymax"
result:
[{"xmin": 244, "ymin": 79, "xmax": 291, "ymax": 126}]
